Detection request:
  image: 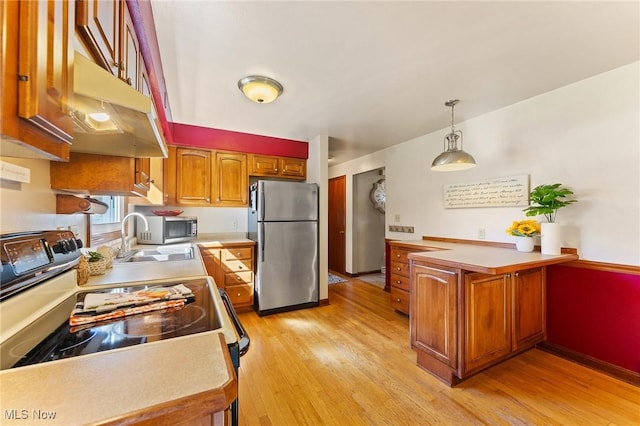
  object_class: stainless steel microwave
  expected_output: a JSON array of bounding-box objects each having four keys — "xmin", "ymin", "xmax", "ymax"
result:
[{"xmin": 136, "ymin": 216, "xmax": 198, "ymax": 245}]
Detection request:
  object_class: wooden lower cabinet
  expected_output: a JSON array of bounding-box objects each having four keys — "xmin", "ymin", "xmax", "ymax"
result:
[
  {"xmin": 410, "ymin": 259, "xmax": 545, "ymax": 386},
  {"xmin": 199, "ymin": 243, "xmax": 255, "ymax": 310},
  {"xmin": 388, "ymin": 244, "xmax": 420, "ymax": 314}
]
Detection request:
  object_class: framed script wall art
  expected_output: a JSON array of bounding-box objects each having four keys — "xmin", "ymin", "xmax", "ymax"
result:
[{"xmin": 444, "ymin": 174, "xmax": 529, "ymax": 209}]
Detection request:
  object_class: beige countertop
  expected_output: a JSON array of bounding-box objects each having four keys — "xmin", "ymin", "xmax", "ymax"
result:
[
  {"xmin": 0, "ymin": 332, "xmax": 236, "ymax": 425},
  {"xmin": 396, "ymin": 238, "xmax": 578, "ymax": 274},
  {"xmin": 1, "ymin": 237, "xmax": 248, "ymax": 424}
]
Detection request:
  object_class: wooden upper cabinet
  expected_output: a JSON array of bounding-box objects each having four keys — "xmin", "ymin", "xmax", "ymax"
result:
[
  {"xmin": 176, "ymin": 148, "xmax": 212, "ymax": 205},
  {"xmin": 50, "ymin": 152, "xmax": 147, "ymax": 196},
  {"xmin": 213, "ymin": 151, "xmax": 248, "ymax": 206},
  {"xmin": 16, "ymin": 0, "xmax": 74, "ymax": 144},
  {"xmin": 75, "ymin": 0, "xmax": 121, "ymax": 74},
  {"xmin": 121, "ymin": 6, "xmax": 140, "ymax": 89},
  {"xmin": 280, "ymin": 157, "xmax": 306, "ymax": 179},
  {"xmin": 249, "ymin": 154, "xmax": 306, "ymax": 180}
]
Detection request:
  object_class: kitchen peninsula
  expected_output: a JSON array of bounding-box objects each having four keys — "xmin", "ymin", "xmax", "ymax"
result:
[{"xmin": 394, "ymin": 237, "xmax": 578, "ymax": 386}]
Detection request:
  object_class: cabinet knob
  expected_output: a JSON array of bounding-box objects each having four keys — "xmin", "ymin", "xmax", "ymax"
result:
[
  {"xmin": 236, "ymin": 252, "xmax": 241, "ymax": 256},
  {"xmin": 396, "ymin": 280, "xmax": 401, "ymax": 284},
  {"xmin": 395, "ymin": 298, "xmax": 401, "ymax": 302},
  {"xmin": 396, "ymin": 267, "xmax": 401, "ymax": 271},
  {"xmin": 275, "ymin": 168, "xmax": 278, "ymax": 172},
  {"xmin": 238, "ymin": 265, "xmax": 243, "ymax": 269},
  {"xmin": 514, "ymin": 272, "xmax": 520, "ymax": 277},
  {"xmin": 237, "ymin": 292, "xmax": 241, "ymax": 297},
  {"xmin": 126, "ymin": 77, "xmax": 132, "ymax": 86},
  {"xmin": 396, "ymin": 254, "xmax": 401, "ymax": 258}
]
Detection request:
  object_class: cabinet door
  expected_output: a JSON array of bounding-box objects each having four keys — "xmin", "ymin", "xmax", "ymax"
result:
[
  {"xmin": 163, "ymin": 145, "xmax": 177, "ymax": 205},
  {"xmin": 50, "ymin": 152, "xmax": 144, "ymax": 196},
  {"xmin": 280, "ymin": 157, "xmax": 306, "ymax": 179},
  {"xmin": 199, "ymin": 247, "xmax": 223, "ymax": 288},
  {"xmin": 410, "ymin": 263, "xmax": 459, "ymax": 369},
  {"xmin": 213, "ymin": 151, "xmax": 248, "ymax": 206},
  {"xmin": 18, "ymin": 0, "xmax": 74, "ymax": 143},
  {"xmin": 134, "ymin": 158, "xmax": 151, "ymax": 193},
  {"xmin": 464, "ymin": 273, "xmax": 511, "ymax": 374},
  {"xmin": 512, "ymin": 267, "xmax": 545, "ymax": 350},
  {"xmin": 176, "ymin": 148, "xmax": 212, "ymax": 205},
  {"xmin": 121, "ymin": 6, "xmax": 140, "ymax": 88},
  {"xmin": 76, "ymin": 0, "xmax": 122, "ymax": 73},
  {"xmin": 249, "ymin": 154, "xmax": 279, "ymax": 176}
]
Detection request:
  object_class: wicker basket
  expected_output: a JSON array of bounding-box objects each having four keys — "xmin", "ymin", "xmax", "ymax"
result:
[{"xmin": 87, "ymin": 258, "xmax": 107, "ymax": 275}]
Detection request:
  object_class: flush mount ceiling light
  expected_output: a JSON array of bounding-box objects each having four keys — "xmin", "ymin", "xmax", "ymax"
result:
[
  {"xmin": 238, "ymin": 75, "xmax": 283, "ymax": 104},
  {"xmin": 431, "ymin": 99, "xmax": 476, "ymax": 172}
]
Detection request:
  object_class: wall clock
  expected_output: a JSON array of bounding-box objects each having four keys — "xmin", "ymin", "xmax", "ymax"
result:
[{"xmin": 370, "ymin": 178, "xmax": 386, "ymax": 213}]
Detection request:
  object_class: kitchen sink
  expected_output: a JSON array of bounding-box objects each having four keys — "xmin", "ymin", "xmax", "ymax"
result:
[{"xmin": 117, "ymin": 246, "xmax": 195, "ymax": 263}]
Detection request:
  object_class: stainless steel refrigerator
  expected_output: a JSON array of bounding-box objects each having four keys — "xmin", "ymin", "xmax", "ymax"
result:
[{"xmin": 248, "ymin": 180, "xmax": 319, "ymax": 316}]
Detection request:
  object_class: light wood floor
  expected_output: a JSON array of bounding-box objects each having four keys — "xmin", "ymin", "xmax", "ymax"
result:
[{"xmin": 236, "ymin": 277, "xmax": 640, "ymax": 425}]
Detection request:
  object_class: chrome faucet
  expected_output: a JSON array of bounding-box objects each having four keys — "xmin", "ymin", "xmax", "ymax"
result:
[{"xmin": 118, "ymin": 212, "xmax": 149, "ymax": 258}]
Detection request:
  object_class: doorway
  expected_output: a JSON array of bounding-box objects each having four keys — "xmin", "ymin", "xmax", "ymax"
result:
[{"xmin": 328, "ymin": 175, "xmax": 346, "ymax": 274}]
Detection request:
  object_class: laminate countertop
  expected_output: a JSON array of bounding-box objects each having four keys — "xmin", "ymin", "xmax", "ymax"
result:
[
  {"xmin": 394, "ymin": 239, "xmax": 578, "ymax": 274},
  {"xmin": 0, "ymin": 237, "xmax": 247, "ymax": 424}
]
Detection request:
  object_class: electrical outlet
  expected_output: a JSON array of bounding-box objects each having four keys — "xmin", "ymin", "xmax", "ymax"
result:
[
  {"xmin": 478, "ymin": 227, "xmax": 486, "ymax": 239},
  {"xmin": 231, "ymin": 220, "xmax": 238, "ymax": 230},
  {"xmin": 68, "ymin": 225, "xmax": 79, "ymax": 237},
  {"xmin": 389, "ymin": 225, "xmax": 414, "ymax": 233},
  {"xmin": 394, "ymin": 214, "xmax": 401, "ymax": 223}
]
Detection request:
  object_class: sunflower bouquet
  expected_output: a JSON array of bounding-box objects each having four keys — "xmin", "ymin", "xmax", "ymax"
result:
[{"xmin": 505, "ymin": 219, "xmax": 541, "ymax": 238}]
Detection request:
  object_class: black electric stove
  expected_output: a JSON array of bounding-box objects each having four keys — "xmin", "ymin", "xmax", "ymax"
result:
[{"xmin": 12, "ymin": 279, "xmax": 217, "ymax": 367}]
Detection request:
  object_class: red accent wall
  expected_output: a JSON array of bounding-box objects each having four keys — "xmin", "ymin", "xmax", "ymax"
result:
[
  {"xmin": 169, "ymin": 122, "xmax": 308, "ymax": 159},
  {"xmin": 546, "ymin": 264, "xmax": 640, "ymax": 373}
]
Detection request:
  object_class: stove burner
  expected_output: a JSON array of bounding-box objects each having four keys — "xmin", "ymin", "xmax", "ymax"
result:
[
  {"xmin": 57, "ymin": 329, "xmax": 97, "ymax": 353},
  {"xmin": 112, "ymin": 304, "xmax": 207, "ymax": 338}
]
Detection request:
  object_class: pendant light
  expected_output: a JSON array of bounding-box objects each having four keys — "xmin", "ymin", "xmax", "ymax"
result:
[
  {"xmin": 238, "ymin": 75, "xmax": 283, "ymax": 104},
  {"xmin": 431, "ymin": 99, "xmax": 476, "ymax": 171}
]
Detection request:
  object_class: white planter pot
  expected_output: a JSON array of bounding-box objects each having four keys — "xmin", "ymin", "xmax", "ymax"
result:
[
  {"xmin": 541, "ymin": 222, "xmax": 562, "ymax": 255},
  {"xmin": 515, "ymin": 236, "xmax": 535, "ymax": 252}
]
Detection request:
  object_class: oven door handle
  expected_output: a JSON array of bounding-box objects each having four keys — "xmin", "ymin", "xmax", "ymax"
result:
[{"xmin": 218, "ymin": 289, "xmax": 250, "ymax": 356}]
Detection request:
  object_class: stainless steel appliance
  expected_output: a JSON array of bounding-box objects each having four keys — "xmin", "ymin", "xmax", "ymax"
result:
[
  {"xmin": 249, "ymin": 180, "xmax": 319, "ymax": 316},
  {"xmin": 0, "ymin": 230, "xmax": 247, "ymax": 425},
  {"xmin": 136, "ymin": 215, "xmax": 197, "ymax": 245}
]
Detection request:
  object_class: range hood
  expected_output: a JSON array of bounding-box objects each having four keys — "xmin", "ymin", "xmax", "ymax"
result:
[{"xmin": 71, "ymin": 53, "xmax": 168, "ymax": 158}]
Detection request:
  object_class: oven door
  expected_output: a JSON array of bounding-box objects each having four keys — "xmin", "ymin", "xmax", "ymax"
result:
[{"xmin": 218, "ymin": 288, "xmax": 249, "ymax": 426}]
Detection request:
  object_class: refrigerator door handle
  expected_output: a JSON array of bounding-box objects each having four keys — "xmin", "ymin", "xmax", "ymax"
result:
[
  {"xmin": 259, "ymin": 185, "xmax": 266, "ymax": 222},
  {"xmin": 260, "ymin": 221, "xmax": 265, "ymax": 262}
]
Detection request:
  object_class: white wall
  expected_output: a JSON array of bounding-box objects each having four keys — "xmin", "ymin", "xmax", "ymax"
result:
[
  {"xmin": 0, "ymin": 157, "xmax": 86, "ymax": 239},
  {"xmin": 330, "ymin": 62, "xmax": 640, "ymax": 266},
  {"xmin": 307, "ymin": 135, "xmax": 329, "ymax": 301},
  {"xmin": 353, "ymin": 168, "xmax": 385, "ymax": 273}
]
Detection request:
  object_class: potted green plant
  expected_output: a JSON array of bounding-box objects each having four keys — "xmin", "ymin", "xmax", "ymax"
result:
[
  {"xmin": 523, "ymin": 183, "xmax": 577, "ymax": 223},
  {"xmin": 86, "ymin": 251, "xmax": 106, "ymax": 275},
  {"xmin": 522, "ymin": 183, "xmax": 577, "ymax": 254}
]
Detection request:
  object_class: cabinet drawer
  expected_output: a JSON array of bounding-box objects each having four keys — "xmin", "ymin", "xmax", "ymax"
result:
[
  {"xmin": 390, "ymin": 274, "xmax": 410, "ymax": 291},
  {"xmin": 390, "ymin": 287, "xmax": 410, "ymax": 314},
  {"xmin": 390, "ymin": 261, "xmax": 410, "ymax": 278},
  {"xmin": 226, "ymin": 284, "xmax": 253, "ymax": 306},
  {"xmin": 225, "ymin": 271, "xmax": 253, "ymax": 286},
  {"xmin": 221, "ymin": 258, "xmax": 252, "ymax": 272},
  {"xmin": 390, "ymin": 247, "xmax": 412, "ymax": 264},
  {"xmin": 221, "ymin": 247, "xmax": 252, "ymax": 261}
]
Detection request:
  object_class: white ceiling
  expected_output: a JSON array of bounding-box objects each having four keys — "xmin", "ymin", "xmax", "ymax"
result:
[{"xmin": 150, "ymin": 1, "xmax": 639, "ymax": 165}]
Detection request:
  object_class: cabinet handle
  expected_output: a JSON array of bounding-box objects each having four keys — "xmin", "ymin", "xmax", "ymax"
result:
[
  {"xmin": 396, "ymin": 267, "xmax": 401, "ymax": 271},
  {"xmin": 396, "ymin": 280, "xmax": 401, "ymax": 284},
  {"xmin": 207, "ymin": 198, "xmax": 211, "ymax": 203},
  {"xmin": 514, "ymin": 272, "xmax": 519, "ymax": 277},
  {"xmin": 275, "ymin": 168, "xmax": 278, "ymax": 172},
  {"xmin": 237, "ymin": 292, "xmax": 241, "ymax": 297},
  {"xmin": 395, "ymin": 298, "xmax": 401, "ymax": 302},
  {"xmin": 126, "ymin": 77, "xmax": 132, "ymax": 86},
  {"xmin": 236, "ymin": 252, "xmax": 241, "ymax": 256},
  {"xmin": 238, "ymin": 265, "xmax": 243, "ymax": 270},
  {"xmin": 396, "ymin": 254, "xmax": 401, "ymax": 258}
]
